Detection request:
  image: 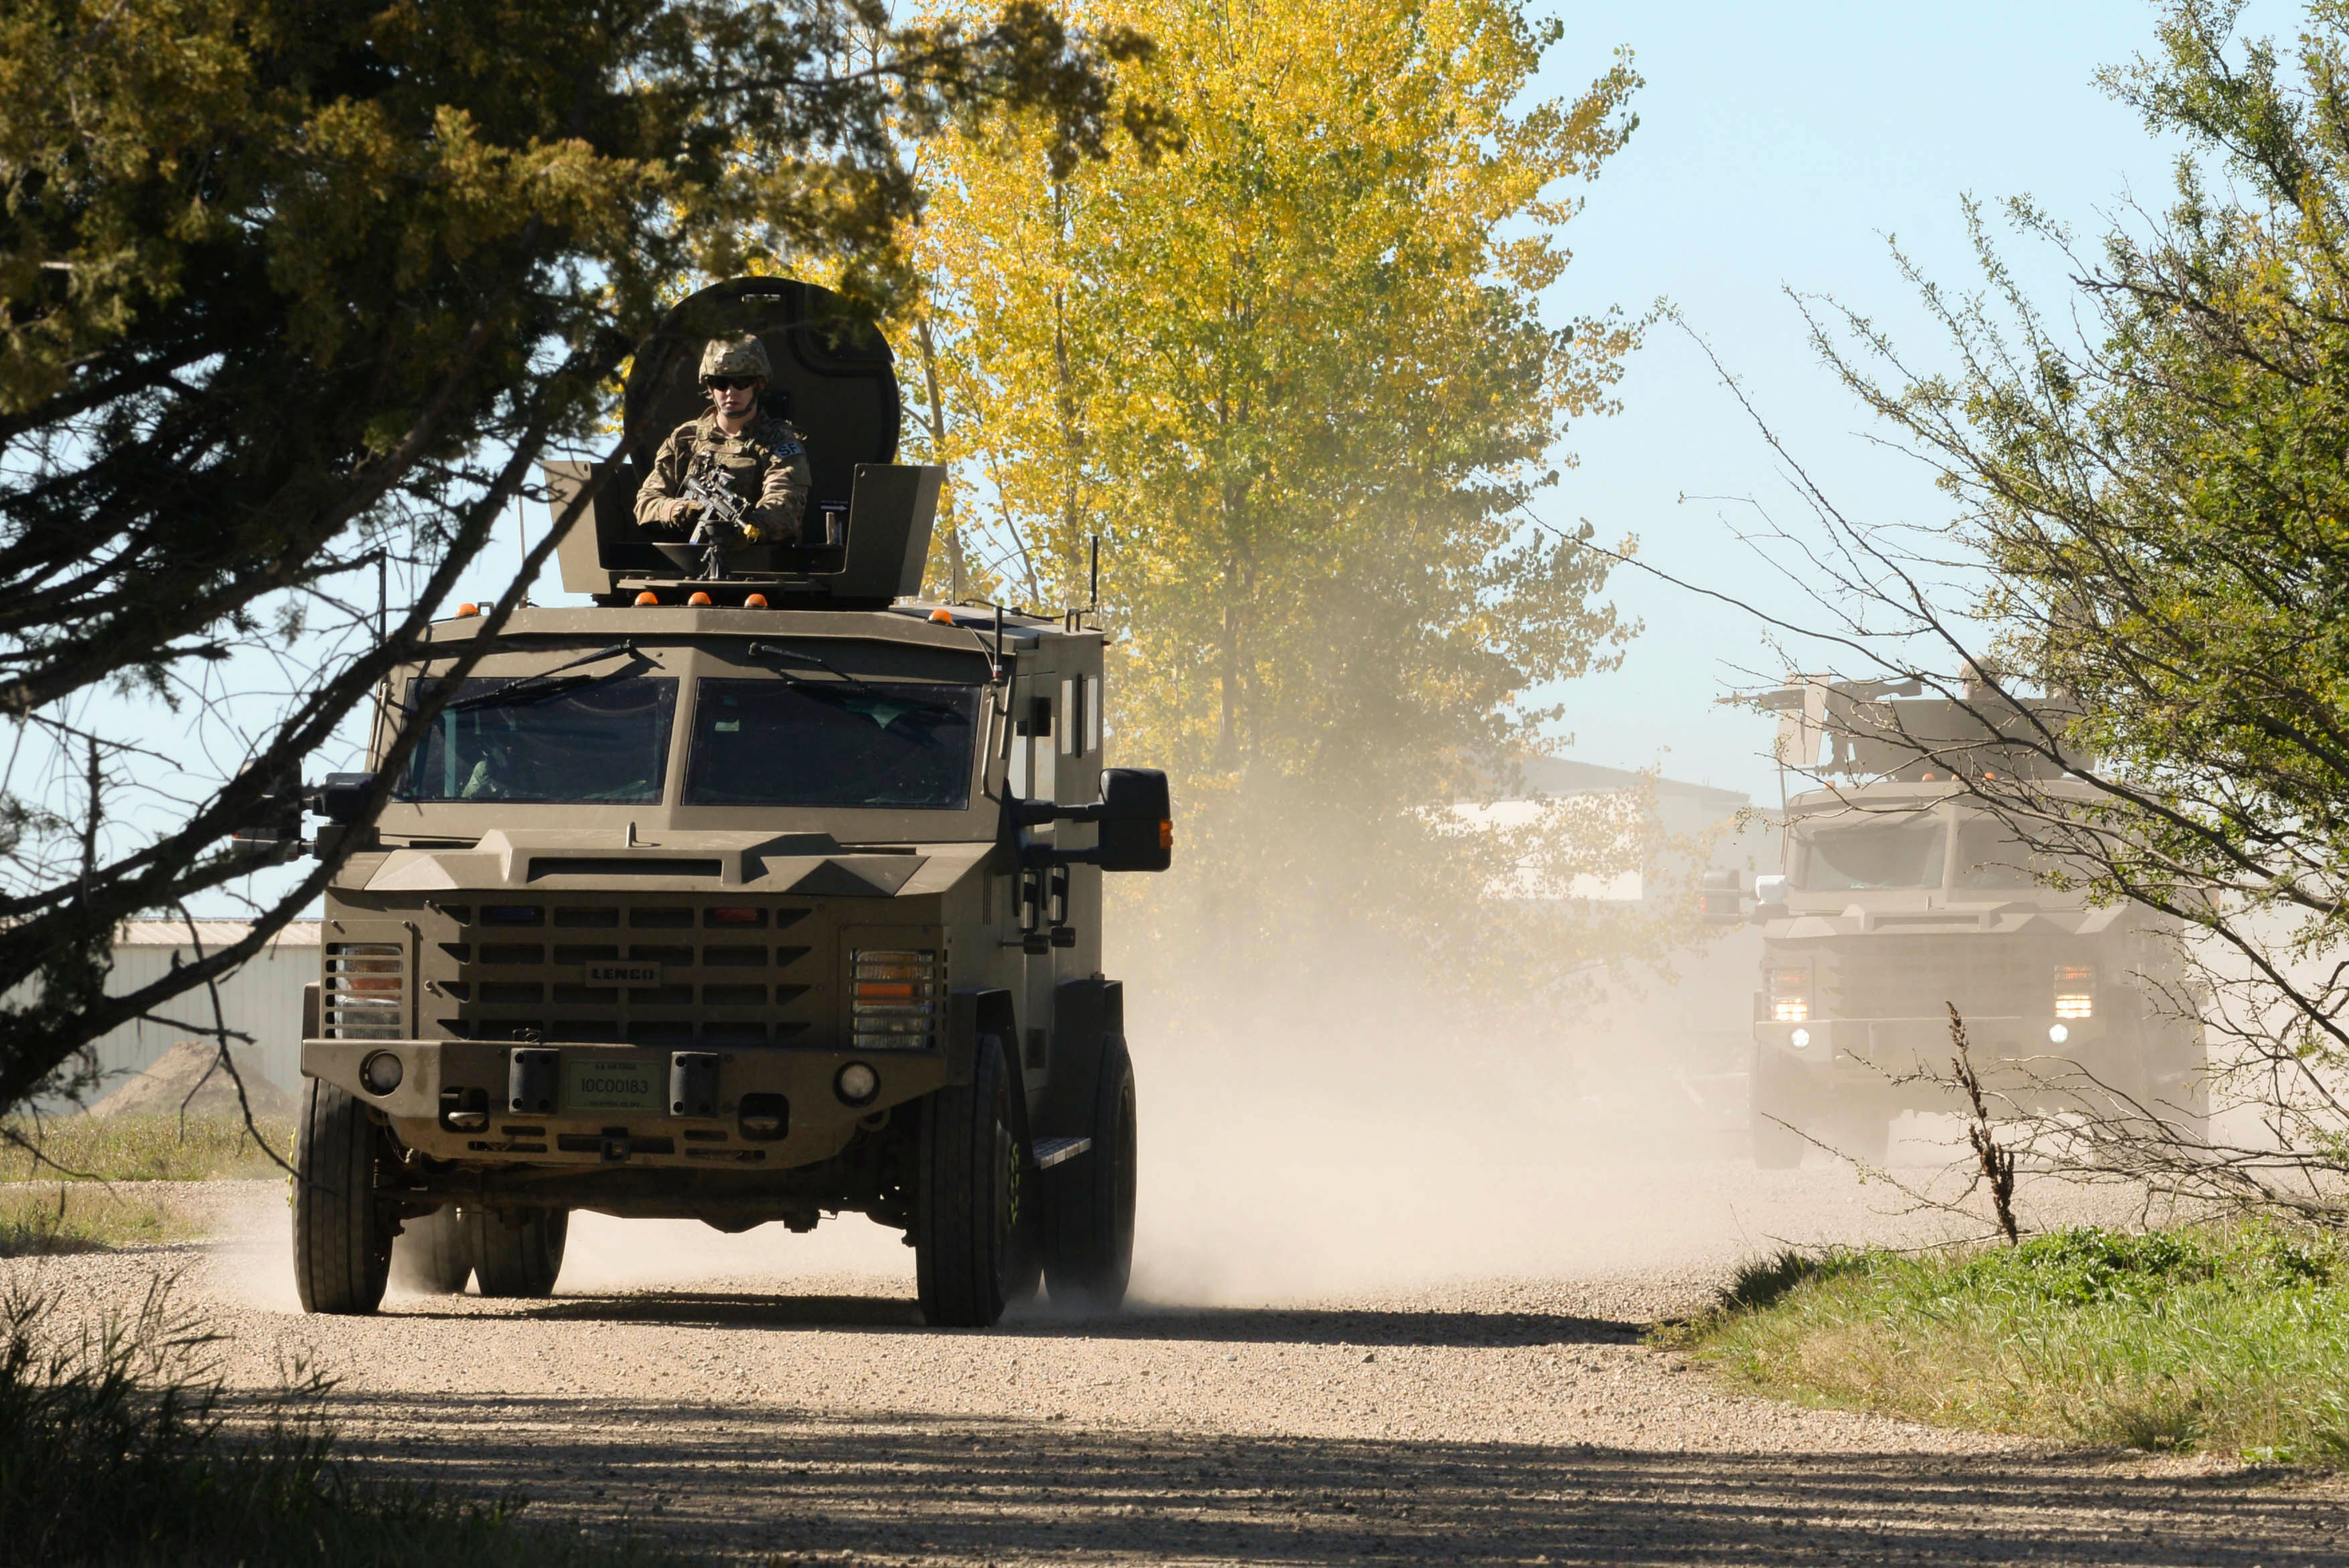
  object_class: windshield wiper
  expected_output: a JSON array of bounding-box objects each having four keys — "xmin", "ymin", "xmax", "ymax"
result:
[
  {"xmin": 745, "ymin": 641, "xmax": 875, "ymax": 694},
  {"xmin": 416, "ymin": 643, "xmax": 640, "ymax": 714}
]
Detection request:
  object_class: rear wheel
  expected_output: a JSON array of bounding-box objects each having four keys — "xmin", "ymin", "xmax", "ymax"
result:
[
  {"xmin": 390, "ymin": 1204, "xmax": 473, "ymax": 1296},
  {"xmin": 1045, "ymin": 1034, "xmax": 1137, "ymax": 1311},
  {"xmin": 292, "ymin": 1079, "xmax": 393, "ymax": 1315},
  {"xmin": 467, "ymin": 1206, "xmax": 569, "ymax": 1298},
  {"xmin": 915, "ymin": 1032, "xmax": 1020, "ymax": 1328}
]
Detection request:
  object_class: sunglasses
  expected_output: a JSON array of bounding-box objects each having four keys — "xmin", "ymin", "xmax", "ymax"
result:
[{"xmin": 704, "ymin": 377, "xmax": 760, "ymax": 392}]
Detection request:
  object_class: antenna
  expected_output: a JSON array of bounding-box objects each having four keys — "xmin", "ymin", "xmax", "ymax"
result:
[
  {"xmin": 992, "ymin": 600, "xmax": 1004, "ymax": 682},
  {"xmin": 1088, "ymin": 534, "xmax": 1100, "ymax": 615}
]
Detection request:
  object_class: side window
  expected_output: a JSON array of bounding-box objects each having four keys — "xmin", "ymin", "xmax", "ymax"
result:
[
  {"xmin": 1011, "ymin": 686, "xmax": 1056, "ymax": 800},
  {"xmin": 1060, "ymin": 673, "xmax": 1100, "ymax": 757}
]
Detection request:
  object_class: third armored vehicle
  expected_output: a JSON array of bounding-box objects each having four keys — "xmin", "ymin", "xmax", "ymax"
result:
[{"xmin": 284, "ymin": 278, "xmax": 1170, "ymax": 1326}]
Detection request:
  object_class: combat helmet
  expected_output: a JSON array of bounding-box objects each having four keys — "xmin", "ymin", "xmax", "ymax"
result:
[{"xmin": 698, "ymin": 333, "xmax": 772, "ymax": 383}]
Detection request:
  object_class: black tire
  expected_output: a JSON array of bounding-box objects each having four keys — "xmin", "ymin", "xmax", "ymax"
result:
[
  {"xmin": 390, "ymin": 1204, "xmax": 473, "ymax": 1296},
  {"xmin": 292, "ymin": 1079, "xmax": 393, "ymax": 1315},
  {"xmin": 915, "ymin": 1032, "xmax": 1021, "ymax": 1328},
  {"xmin": 467, "ymin": 1205, "xmax": 569, "ymax": 1298},
  {"xmin": 1045, "ymin": 1034, "xmax": 1136, "ymax": 1311},
  {"xmin": 1750, "ymin": 1046, "xmax": 1807, "ymax": 1170}
]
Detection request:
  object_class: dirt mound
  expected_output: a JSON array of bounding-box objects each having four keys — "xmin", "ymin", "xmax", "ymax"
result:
[{"xmin": 87, "ymin": 1040, "xmax": 297, "ymax": 1121}]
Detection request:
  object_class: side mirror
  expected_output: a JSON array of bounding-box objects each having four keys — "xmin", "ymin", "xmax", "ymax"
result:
[
  {"xmin": 1699, "ymin": 867, "xmax": 1745, "ymax": 925},
  {"xmin": 1016, "ymin": 768, "xmax": 1173, "ymax": 872},
  {"xmin": 1092, "ymin": 768, "xmax": 1173, "ymax": 873},
  {"xmin": 1752, "ymin": 874, "xmax": 1789, "ymax": 920},
  {"xmin": 309, "ymin": 773, "xmax": 376, "ymax": 826},
  {"xmin": 226, "ymin": 769, "xmax": 305, "ymax": 858}
]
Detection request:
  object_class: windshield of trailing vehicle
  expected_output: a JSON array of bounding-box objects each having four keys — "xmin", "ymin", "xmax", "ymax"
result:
[
  {"xmin": 683, "ymin": 678, "xmax": 981, "ymax": 809},
  {"xmin": 1953, "ymin": 817, "xmax": 2059, "ymax": 889},
  {"xmin": 1793, "ymin": 816, "xmax": 1947, "ymax": 890},
  {"xmin": 399, "ymin": 675, "xmax": 677, "ymax": 804}
]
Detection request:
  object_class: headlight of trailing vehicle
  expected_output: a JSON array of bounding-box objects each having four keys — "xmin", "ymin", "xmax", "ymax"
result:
[
  {"xmin": 850, "ymin": 949, "xmax": 940, "ymax": 1050},
  {"xmin": 2054, "ymin": 964, "xmax": 2095, "ymax": 1020},
  {"xmin": 1768, "ymin": 965, "xmax": 1811, "ymax": 1024}
]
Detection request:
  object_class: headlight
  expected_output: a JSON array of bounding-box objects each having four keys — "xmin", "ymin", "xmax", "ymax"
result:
[
  {"xmin": 1790, "ymin": 1028, "xmax": 1812, "ymax": 1049},
  {"xmin": 835, "ymin": 1062, "xmax": 880, "ymax": 1106},
  {"xmin": 360, "ymin": 1051, "xmax": 404, "ymax": 1095},
  {"xmin": 2053, "ymin": 964, "xmax": 2095, "ymax": 1020},
  {"xmin": 2048, "ymin": 1023, "xmax": 2069, "ymax": 1044},
  {"xmin": 850, "ymin": 949, "xmax": 940, "ymax": 1050},
  {"xmin": 1768, "ymin": 966, "xmax": 1811, "ymax": 1023}
]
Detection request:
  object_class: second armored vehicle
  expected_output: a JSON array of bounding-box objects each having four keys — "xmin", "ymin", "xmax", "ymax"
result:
[{"xmin": 1708, "ymin": 678, "xmax": 2206, "ymax": 1167}]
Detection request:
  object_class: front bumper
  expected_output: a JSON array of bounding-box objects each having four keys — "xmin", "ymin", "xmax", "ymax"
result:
[
  {"xmin": 1754, "ymin": 1014, "xmax": 2111, "ymax": 1077},
  {"xmin": 304, "ymin": 1037, "xmax": 948, "ymax": 1170}
]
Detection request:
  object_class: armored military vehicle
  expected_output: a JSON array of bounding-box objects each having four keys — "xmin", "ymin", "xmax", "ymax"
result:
[
  {"xmin": 283, "ymin": 278, "xmax": 1170, "ymax": 1326},
  {"xmin": 1703, "ymin": 677, "xmax": 2204, "ymax": 1168}
]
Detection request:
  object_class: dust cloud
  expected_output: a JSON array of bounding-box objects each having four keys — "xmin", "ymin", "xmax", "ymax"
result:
[{"xmin": 1121, "ymin": 967, "xmax": 1763, "ymax": 1306}]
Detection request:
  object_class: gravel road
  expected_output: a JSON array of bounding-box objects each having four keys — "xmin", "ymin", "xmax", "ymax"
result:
[{"xmin": 11, "ymin": 1151, "xmax": 2347, "ymax": 1565}]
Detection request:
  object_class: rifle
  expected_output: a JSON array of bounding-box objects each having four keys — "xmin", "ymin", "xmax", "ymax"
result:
[{"xmin": 680, "ymin": 464, "xmax": 753, "ymax": 580}]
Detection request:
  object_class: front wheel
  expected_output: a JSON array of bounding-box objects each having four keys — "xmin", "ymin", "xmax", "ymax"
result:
[
  {"xmin": 292, "ymin": 1079, "xmax": 394, "ymax": 1315},
  {"xmin": 1750, "ymin": 1047, "xmax": 1807, "ymax": 1170},
  {"xmin": 467, "ymin": 1206, "xmax": 569, "ymax": 1298},
  {"xmin": 1045, "ymin": 1034, "xmax": 1137, "ymax": 1311},
  {"xmin": 915, "ymin": 1032, "xmax": 1021, "ymax": 1328}
]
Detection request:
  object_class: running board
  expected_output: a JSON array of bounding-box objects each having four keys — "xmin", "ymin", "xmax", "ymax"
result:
[{"xmin": 1031, "ymin": 1135, "xmax": 1093, "ymax": 1170}]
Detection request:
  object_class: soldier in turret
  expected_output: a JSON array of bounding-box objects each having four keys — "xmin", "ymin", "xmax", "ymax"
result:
[{"xmin": 633, "ymin": 335, "xmax": 814, "ymax": 546}]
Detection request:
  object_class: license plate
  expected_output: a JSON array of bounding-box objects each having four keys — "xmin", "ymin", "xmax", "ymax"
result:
[{"xmin": 564, "ymin": 1055, "xmax": 662, "ymax": 1111}]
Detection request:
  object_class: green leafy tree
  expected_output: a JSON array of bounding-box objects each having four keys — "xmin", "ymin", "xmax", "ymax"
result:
[
  {"xmin": 1795, "ymin": 0, "xmax": 2349, "ymax": 1218},
  {"xmin": 0, "ymin": 0, "xmax": 1164, "ymax": 1113}
]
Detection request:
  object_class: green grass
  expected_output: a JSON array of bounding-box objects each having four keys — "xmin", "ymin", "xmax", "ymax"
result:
[
  {"xmin": 0, "ymin": 1281, "xmax": 694, "ymax": 1567},
  {"xmin": 0, "ymin": 1113, "xmax": 294, "ymax": 1182},
  {"xmin": 0, "ymin": 1184, "xmax": 209, "ymax": 1255},
  {"xmin": 1681, "ymin": 1223, "xmax": 2349, "ymax": 1466}
]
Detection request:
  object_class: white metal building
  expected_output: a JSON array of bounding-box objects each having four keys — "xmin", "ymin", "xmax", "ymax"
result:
[{"xmin": 75, "ymin": 919, "xmax": 319, "ymax": 1101}]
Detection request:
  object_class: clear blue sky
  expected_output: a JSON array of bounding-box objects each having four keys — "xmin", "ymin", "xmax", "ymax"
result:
[{"xmin": 1517, "ymin": 0, "xmax": 2292, "ymax": 799}]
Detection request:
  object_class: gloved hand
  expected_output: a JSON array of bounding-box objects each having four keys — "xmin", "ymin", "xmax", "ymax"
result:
[{"xmin": 664, "ymin": 497, "xmax": 706, "ymax": 528}]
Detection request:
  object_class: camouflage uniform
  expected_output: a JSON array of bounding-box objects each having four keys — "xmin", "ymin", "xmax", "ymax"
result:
[{"xmin": 633, "ymin": 335, "xmax": 814, "ymax": 544}]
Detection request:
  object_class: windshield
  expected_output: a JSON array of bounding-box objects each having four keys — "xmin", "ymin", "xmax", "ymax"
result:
[
  {"xmin": 1794, "ymin": 817, "xmax": 1947, "ymax": 890},
  {"xmin": 683, "ymin": 678, "xmax": 981, "ymax": 809},
  {"xmin": 1953, "ymin": 818, "xmax": 2056, "ymax": 889},
  {"xmin": 400, "ymin": 676, "xmax": 677, "ymax": 803}
]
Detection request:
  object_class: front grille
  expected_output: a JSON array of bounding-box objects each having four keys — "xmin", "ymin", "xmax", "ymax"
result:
[
  {"xmin": 422, "ymin": 900, "xmax": 818, "ymax": 1046},
  {"xmin": 325, "ymin": 942, "xmax": 404, "ymax": 1039},
  {"xmin": 1807, "ymin": 935, "xmax": 2057, "ymax": 1019}
]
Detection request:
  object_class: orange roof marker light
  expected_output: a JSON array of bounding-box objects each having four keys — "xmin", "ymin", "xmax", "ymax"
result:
[
  {"xmin": 928, "ymin": 607, "xmax": 956, "ymax": 624},
  {"xmin": 455, "ymin": 603, "xmax": 481, "ymax": 618},
  {"xmin": 687, "ymin": 591, "xmax": 714, "ymax": 606},
  {"xmin": 745, "ymin": 593, "xmax": 770, "ymax": 609},
  {"xmin": 634, "ymin": 591, "xmax": 660, "ymax": 607}
]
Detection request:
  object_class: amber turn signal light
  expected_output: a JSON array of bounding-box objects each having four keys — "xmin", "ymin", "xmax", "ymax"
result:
[
  {"xmin": 687, "ymin": 591, "xmax": 714, "ymax": 606},
  {"xmin": 745, "ymin": 593, "xmax": 770, "ymax": 609},
  {"xmin": 634, "ymin": 591, "xmax": 660, "ymax": 606},
  {"xmin": 455, "ymin": 603, "xmax": 480, "ymax": 617},
  {"xmin": 928, "ymin": 607, "xmax": 955, "ymax": 623}
]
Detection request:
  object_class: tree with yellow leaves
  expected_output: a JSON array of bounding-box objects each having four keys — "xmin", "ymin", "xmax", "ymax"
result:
[{"xmin": 911, "ymin": 0, "xmax": 1692, "ymax": 1006}]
